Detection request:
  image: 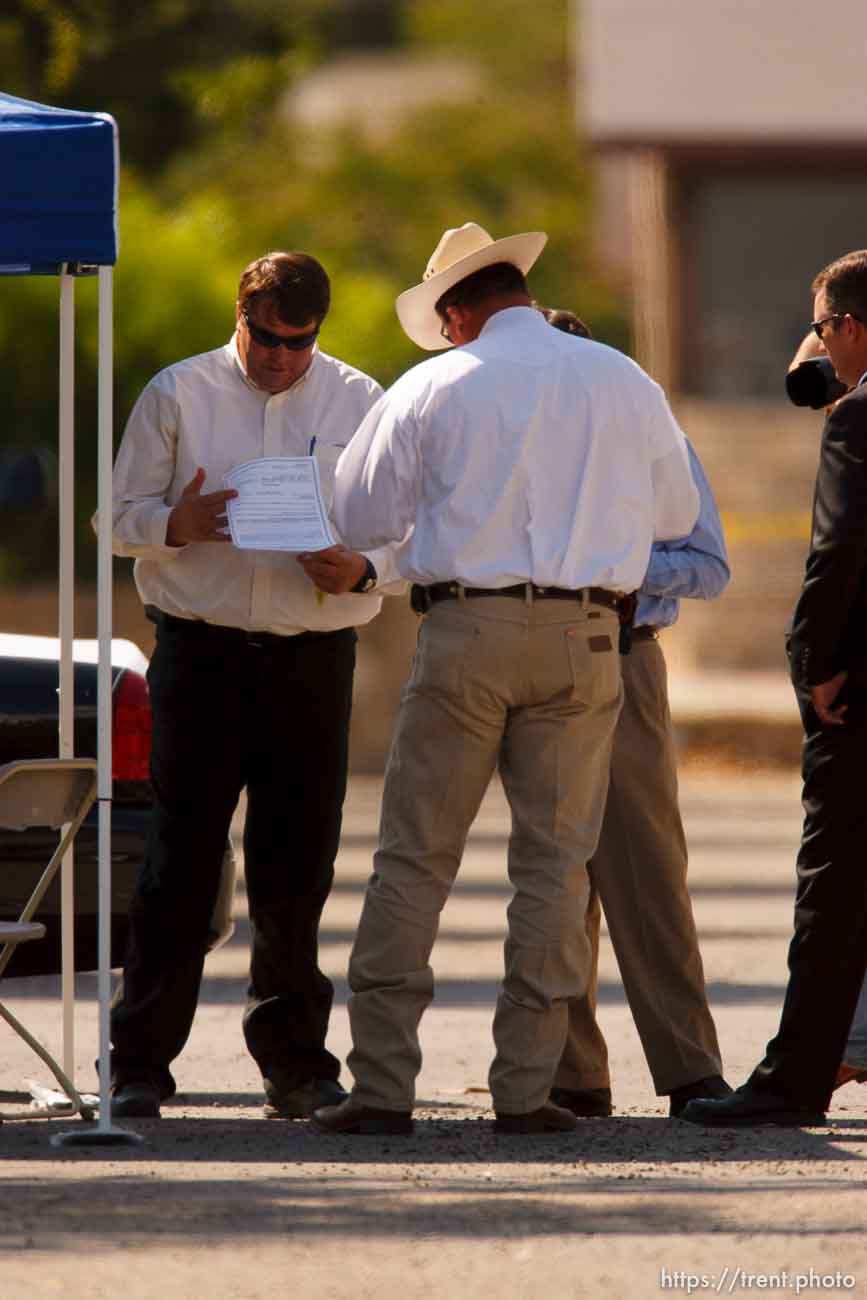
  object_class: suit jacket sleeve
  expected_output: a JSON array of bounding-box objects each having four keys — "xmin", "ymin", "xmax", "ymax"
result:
[{"xmin": 788, "ymin": 387, "xmax": 867, "ymax": 688}]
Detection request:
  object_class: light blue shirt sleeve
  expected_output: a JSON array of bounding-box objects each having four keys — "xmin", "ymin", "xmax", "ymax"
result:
[{"xmin": 635, "ymin": 440, "xmax": 730, "ymax": 630}]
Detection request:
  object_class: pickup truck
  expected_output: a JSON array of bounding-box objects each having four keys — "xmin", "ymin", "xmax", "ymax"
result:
[{"xmin": 0, "ymin": 631, "xmax": 152, "ymax": 976}]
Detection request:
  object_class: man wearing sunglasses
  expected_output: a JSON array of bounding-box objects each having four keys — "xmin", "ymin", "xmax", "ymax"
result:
[
  {"xmin": 684, "ymin": 249, "xmax": 867, "ymax": 1127},
  {"xmin": 108, "ymin": 251, "xmax": 399, "ymax": 1119}
]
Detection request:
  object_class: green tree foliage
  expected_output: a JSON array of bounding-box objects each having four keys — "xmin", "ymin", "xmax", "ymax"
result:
[
  {"xmin": 0, "ymin": 0, "xmax": 630, "ymax": 580},
  {"xmin": 157, "ymin": 0, "xmax": 626, "ymax": 381},
  {"xmin": 406, "ymin": 0, "xmax": 570, "ymax": 89},
  {"xmin": 0, "ymin": 0, "xmax": 404, "ymax": 175}
]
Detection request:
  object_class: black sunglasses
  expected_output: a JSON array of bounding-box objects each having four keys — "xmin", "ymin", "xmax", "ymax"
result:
[
  {"xmin": 810, "ymin": 312, "xmax": 864, "ymax": 341},
  {"xmin": 243, "ymin": 309, "xmax": 319, "ymax": 352},
  {"xmin": 811, "ymin": 313, "xmax": 845, "ymax": 340}
]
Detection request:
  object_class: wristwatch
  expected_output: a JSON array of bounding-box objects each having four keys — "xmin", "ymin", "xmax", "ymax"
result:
[{"xmin": 350, "ymin": 557, "xmax": 377, "ymax": 594}]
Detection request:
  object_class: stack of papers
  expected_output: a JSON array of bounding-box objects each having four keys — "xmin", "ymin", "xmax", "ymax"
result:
[{"xmin": 224, "ymin": 457, "xmax": 336, "ymax": 552}]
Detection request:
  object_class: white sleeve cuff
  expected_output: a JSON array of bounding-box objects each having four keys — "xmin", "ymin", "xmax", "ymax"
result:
[
  {"xmin": 363, "ymin": 544, "xmax": 408, "ymax": 596},
  {"xmin": 150, "ymin": 504, "xmax": 188, "ymax": 555}
]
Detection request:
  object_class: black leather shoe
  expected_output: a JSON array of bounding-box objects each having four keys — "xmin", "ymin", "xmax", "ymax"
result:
[
  {"xmin": 494, "ymin": 1102, "xmax": 578, "ymax": 1134},
  {"xmin": 680, "ymin": 1084, "xmax": 825, "ymax": 1127},
  {"xmin": 111, "ymin": 1079, "xmax": 162, "ymax": 1118},
  {"xmin": 263, "ymin": 1072, "xmax": 348, "ymax": 1119},
  {"xmin": 668, "ymin": 1073, "xmax": 732, "ymax": 1118},
  {"xmin": 312, "ymin": 1097, "xmax": 413, "ymax": 1135},
  {"xmin": 549, "ymin": 1086, "xmax": 613, "ymax": 1117}
]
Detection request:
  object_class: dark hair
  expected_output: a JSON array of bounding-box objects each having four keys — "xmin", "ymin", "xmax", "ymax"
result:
[
  {"xmin": 435, "ymin": 261, "xmax": 528, "ymax": 319},
  {"xmin": 812, "ymin": 250, "xmax": 867, "ymax": 322},
  {"xmin": 541, "ymin": 307, "xmax": 592, "ymax": 339},
  {"xmin": 238, "ymin": 252, "xmax": 331, "ymax": 326}
]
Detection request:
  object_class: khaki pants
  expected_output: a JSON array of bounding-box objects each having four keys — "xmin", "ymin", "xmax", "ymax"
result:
[
  {"xmin": 347, "ymin": 594, "xmax": 622, "ymax": 1114},
  {"xmin": 555, "ymin": 636, "xmax": 722, "ymax": 1095}
]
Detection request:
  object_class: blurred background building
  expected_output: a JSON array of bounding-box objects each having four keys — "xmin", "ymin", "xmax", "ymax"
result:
[
  {"xmin": 580, "ymin": 0, "xmax": 867, "ymax": 713},
  {"xmin": 582, "ymin": 0, "xmax": 867, "ymax": 398}
]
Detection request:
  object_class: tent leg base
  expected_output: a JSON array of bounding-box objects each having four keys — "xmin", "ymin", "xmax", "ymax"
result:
[{"xmin": 51, "ymin": 1125, "xmax": 144, "ymax": 1148}]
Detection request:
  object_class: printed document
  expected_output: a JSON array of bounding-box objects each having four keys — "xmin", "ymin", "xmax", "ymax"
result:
[{"xmin": 224, "ymin": 457, "xmax": 336, "ymax": 552}]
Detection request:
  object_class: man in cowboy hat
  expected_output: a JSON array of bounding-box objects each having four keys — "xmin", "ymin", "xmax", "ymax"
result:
[{"xmin": 315, "ymin": 223, "xmax": 700, "ymax": 1136}]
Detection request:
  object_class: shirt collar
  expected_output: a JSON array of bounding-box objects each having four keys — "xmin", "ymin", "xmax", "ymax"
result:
[
  {"xmin": 477, "ymin": 304, "xmax": 547, "ymax": 340},
  {"xmin": 226, "ymin": 332, "xmax": 318, "ymax": 394}
]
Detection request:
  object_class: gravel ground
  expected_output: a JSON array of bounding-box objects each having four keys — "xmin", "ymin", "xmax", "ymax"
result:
[{"xmin": 2, "ymin": 772, "xmax": 865, "ymax": 1300}]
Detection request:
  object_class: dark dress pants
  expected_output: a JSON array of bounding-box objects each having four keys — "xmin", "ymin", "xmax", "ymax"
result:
[
  {"xmin": 748, "ymin": 674, "xmax": 867, "ymax": 1111},
  {"xmin": 110, "ymin": 614, "xmax": 356, "ymax": 1096}
]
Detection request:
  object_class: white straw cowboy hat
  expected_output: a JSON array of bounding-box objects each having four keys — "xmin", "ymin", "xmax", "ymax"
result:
[{"xmin": 396, "ymin": 222, "xmax": 548, "ymax": 351}]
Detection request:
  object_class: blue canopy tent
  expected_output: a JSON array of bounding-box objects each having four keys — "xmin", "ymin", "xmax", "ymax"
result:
[
  {"xmin": 0, "ymin": 92, "xmax": 134, "ymax": 1144},
  {"xmin": 0, "ymin": 92, "xmax": 117, "ymax": 273}
]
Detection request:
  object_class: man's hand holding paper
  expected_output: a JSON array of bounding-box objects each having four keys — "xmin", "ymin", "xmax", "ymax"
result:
[
  {"xmin": 296, "ymin": 544, "xmax": 367, "ymax": 594},
  {"xmin": 166, "ymin": 467, "xmax": 238, "ymax": 546}
]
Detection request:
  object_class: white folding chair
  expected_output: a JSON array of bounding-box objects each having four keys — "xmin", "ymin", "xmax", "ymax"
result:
[{"xmin": 0, "ymin": 758, "xmax": 98, "ymax": 1123}]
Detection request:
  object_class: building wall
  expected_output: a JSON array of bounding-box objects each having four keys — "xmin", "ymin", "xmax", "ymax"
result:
[
  {"xmin": 682, "ymin": 169, "xmax": 867, "ymax": 397},
  {"xmin": 581, "ymin": 0, "xmax": 867, "ymax": 144},
  {"xmin": 580, "ymin": 1, "xmax": 867, "ymax": 396},
  {"xmin": 667, "ymin": 398, "xmax": 818, "ymax": 674}
]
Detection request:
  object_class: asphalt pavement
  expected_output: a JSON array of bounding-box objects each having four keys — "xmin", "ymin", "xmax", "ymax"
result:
[{"xmin": 2, "ymin": 764, "xmax": 866, "ymax": 1300}]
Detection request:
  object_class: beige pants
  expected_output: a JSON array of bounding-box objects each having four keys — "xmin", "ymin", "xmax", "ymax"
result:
[
  {"xmin": 554, "ymin": 635, "xmax": 722, "ymax": 1095},
  {"xmin": 347, "ymin": 594, "xmax": 623, "ymax": 1114}
]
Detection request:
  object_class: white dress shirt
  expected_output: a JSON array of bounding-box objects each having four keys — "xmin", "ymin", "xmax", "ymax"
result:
[
  {"xmin": 111, "ymin": 337, "xmax": 403, "ymax": 635},
  {"xmin": 333, "ymin": 306, "xmax": 699, "ymax": 591}
]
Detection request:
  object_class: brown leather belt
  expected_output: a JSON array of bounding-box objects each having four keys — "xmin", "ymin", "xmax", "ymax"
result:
[{"xmin": 414, "ymin": 582, "xmax": 628, "ymax": 616}]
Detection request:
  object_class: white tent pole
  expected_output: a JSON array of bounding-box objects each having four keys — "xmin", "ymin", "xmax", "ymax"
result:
[
  {"xmin": 54, "ymin": 269, "xmax": 140, "ymax": 1148},
  {"xmin": 96, "ymin": 263, "xmax": 116, "ymax": 1132},
  {"xmin": 55, "ymin": 263, "xmax": 139, "ymax": 1146},
  {"xmin": 58, "ymin": 269, "xmax": 76, "ymax": 1076}
]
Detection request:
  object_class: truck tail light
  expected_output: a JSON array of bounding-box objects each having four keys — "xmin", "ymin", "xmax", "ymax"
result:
[{"xmin": 112, "ymin": 667, "xmax": 152, "ymax": 782}]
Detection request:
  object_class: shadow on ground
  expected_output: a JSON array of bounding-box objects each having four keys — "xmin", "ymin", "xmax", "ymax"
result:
[
  {"xmin": 2, "ymin": 1112, "xmax": 864, "ymax": 1170},
  {"xmin": 1, "ymin": 1134, "xmax": 866, "ymax": 1249},
  {"xmin": 3, "ymin": 969, "xmax": 789, "ymax": 1008}
]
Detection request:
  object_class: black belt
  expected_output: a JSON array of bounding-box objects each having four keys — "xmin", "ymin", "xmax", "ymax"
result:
[
  {"xmin": 411, "ymin": 582, "xmax": 628, "ymax": 616},
  {"xmin": 631, "ymin": 625, "xmax": 658, "ymax": 643},
  {"xmin": 148, "ymin": 608, "xmax": 342, "ymax": 648}
]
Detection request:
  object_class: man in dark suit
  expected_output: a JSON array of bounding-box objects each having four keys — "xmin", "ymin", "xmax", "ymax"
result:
[{"xmin": 684, "ymin": 249, "xmax": 867, "ymax": 1126}]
